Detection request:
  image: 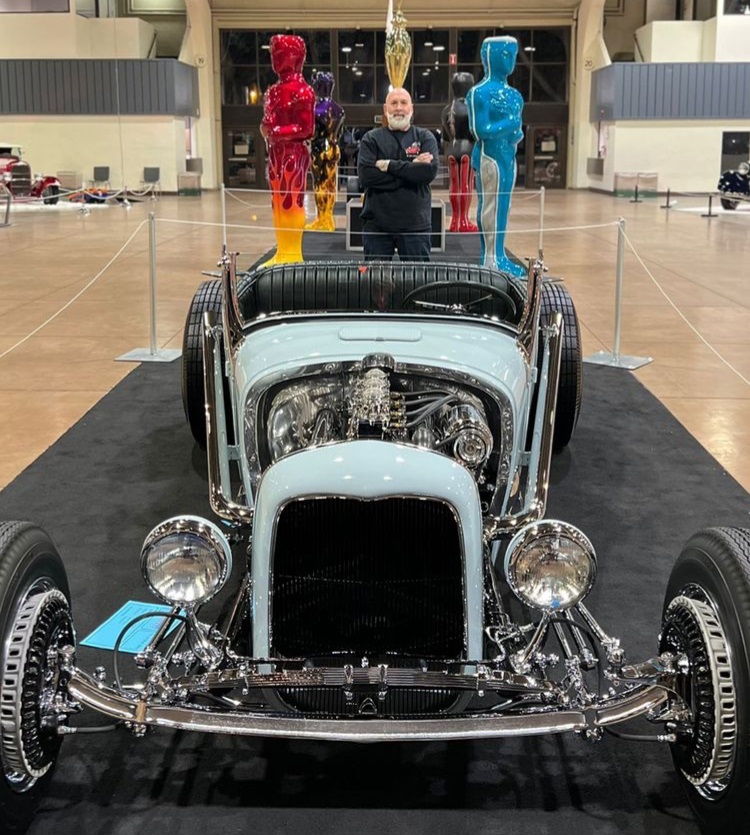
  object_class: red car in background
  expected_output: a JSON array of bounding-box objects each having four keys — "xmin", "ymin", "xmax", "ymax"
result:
[{"xmin": 0, "ymin": 143, "xmax": 60, "ymax": 204}]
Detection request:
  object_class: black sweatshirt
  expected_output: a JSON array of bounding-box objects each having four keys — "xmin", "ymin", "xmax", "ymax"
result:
[{"xmin": 357, "ymin": 125, "xmax": 439, "ymax": 232}]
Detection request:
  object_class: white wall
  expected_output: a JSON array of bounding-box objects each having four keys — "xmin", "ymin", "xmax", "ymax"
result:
[
  {"xmin": 569, "ymin": 0, "xmax": 610, "ymax": 188},
  {"xmin": 78, "ymin": 17, "xmax": 156, "ymax": 58},
  {"xmin": 701, "ymin": 16, "xmax": 717, "ymax": 61},
  {"xmin": 598, "ymin": 120, "xmax": 750, "ymax": 192},
  {"xmin": 715, "ymin": 15, "xmax": 750, "ymax": 61},
  {"xmin": 0, "ymin": 13, "xmax": 155, "ymax": 58},
  {"xmin": 635, "ymin": 16, "xmax": 750, "ymax": 63},
  {"xmin": 0, "ymin": 116, "xmax": 186, "ymax": 192},
  {"xmin": 635, "ymin": 21, "xmax": 705, "ymax": 61}
]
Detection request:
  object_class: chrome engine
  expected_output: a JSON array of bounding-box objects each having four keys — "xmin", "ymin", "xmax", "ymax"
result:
[{"xmin": 261, "ymin": 356, "xmax": 495, "ymax": 478}]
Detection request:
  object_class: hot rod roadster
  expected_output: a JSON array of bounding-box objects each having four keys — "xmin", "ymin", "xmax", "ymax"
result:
[
  {"xmin": 1, "ymin": 254, "xmax": 749, "ymax": 834},
  {"xmin": 0, "ymin": 144, "xmax": 60, "ymax": 204}
]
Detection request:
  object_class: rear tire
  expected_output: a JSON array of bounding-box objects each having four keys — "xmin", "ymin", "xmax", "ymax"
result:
[
  {"xmin": 0, "ymin": 521, "xmax": 72, "ymax": 833},
  {"xmin": 661, "ymin": 527, "xmax": 750, "ymax": 835},
  {"xmin": 537, "ymin": 281, "xmax": 582, "ymax": 453},
  {"xmin": 181, "ymin": 280, "xmax": 226, "ymax": 448},
  {"xmin": 720, "ymin": 198, "xmax": 739, "ymax": 211},
  {"xmin": 42, "ymin": 186, "xmax": 59, "ymax": 206}
]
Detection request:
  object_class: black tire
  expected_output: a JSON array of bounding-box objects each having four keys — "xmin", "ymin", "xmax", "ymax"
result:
[
  {"xmin": 661, "ymin": 528, "xmax": 750, "ymax": 835},
  {"xmin": 535, "ymin": 282, "xmax": 582, "ymax": 453},
  {"xmin": 42, "ymin": 185, "xmax": 59, "ymax": 206},
  {"xmin": 720, "ymin": 198, "xmax": 739, "ymax": 211},
  {"xmin": 181, "ymin": 280, "xmax": 226, "ymax": 448},
  {"xmin": 0, "ymin": 521, "xmax": 71, "ymax": 833}
]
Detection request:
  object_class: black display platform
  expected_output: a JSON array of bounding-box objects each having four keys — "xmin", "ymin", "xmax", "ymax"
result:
[
  {"xmin": 302, "ymin": 228, "xmax": 526, "ymax": 270},
  {"xmin": 1, "ymin": 361, "xmax": 748, "ymax": 834},
  {"xmin": 303, "ymin": 228, "xmax": 478, "ymax": 261}
]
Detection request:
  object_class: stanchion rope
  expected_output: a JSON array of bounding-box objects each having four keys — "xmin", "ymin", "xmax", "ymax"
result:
[
  {"xmin": 0, "ymin": 220, "xmax": 148, "ymax": 361},
  {"xmin": 621, "ymin": 227, "xmax": 750, "ymax": 388},
  {"xmin": 155, "ymin": 216, "xmax": 618, "ymax": 237}
]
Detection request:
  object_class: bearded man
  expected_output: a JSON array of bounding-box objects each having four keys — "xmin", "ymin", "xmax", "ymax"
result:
[{"xmin": 357, "ymin": 87, "xmax": 439, "ymax": 261}]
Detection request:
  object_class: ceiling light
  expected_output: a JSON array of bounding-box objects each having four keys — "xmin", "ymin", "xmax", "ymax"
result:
[
  {"xmin": 432, "ymin": 45, "xmax": 445, "ymax": 51},
  {"xmin": 422, "ymin": 71, "xmax": 429, "ymax": 76},
  {"xmin": 524, "ymin": 46, "xmax": 536, "ymax": 52},
  {"xmin": 424, "ymin": 40, "xmax": 433, "ymax": 47},
  {"xmin": 341, "ymin": 46, "xmax": 352, "ymax": 53},
  {"xmin": 261, "ymin": 44, "xmax": 270, "ymax": 50},
  {"xmin": 355, "ymin": 42, "xmax": 364, "ymax": 47}
]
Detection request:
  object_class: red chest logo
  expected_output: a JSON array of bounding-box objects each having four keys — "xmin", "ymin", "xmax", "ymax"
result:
[{"xmin": 405, "ymin": 142, "xmax": 421, "ymax": 157}]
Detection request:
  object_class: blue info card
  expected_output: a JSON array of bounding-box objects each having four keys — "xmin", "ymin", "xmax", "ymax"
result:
[{"xmin": 80, "ymin": 600, "xmax": 181, "ymax": 654}]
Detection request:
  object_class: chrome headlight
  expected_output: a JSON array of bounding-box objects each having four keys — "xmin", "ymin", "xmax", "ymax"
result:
[
  {"xmin": 141, "ymin": 516, "xmax": 232, "ymax": 608},
  {"xmin": 504, "ymin": 521, "xmax": 596, "ymax": 612}
]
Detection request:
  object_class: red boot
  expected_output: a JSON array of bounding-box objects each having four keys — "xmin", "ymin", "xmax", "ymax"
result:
[
  {"xmin": 458, "ymin": 155, "xmax": 478, "ymax": 232},
  {"xmin": 448, "ymin": 156, "xmax": 460, "ymax": 233}
]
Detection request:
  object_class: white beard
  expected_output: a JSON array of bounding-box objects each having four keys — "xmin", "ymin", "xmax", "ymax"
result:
[{"xmin": 386, "ymin": 113, "xmax": 412, "ymax": 131}]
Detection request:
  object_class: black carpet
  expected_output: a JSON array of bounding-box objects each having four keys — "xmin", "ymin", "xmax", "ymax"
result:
[{"xmin": 2, "ymin": 361, "xmax": 749, "ymax": 834}]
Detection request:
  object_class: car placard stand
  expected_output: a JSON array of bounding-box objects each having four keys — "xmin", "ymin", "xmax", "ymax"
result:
[
  {"xmin": 116, "ymin": 212, "xmax": 181, "ymax": 363},
  {"xmin": 584, "ymin": 218, "xmax": 653, "ymax": 371}
]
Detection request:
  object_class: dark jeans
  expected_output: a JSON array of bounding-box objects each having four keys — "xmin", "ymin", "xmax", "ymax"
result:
[{"xmin": 363, "ymin": 222, "xmax": 431, "ymax": 262}]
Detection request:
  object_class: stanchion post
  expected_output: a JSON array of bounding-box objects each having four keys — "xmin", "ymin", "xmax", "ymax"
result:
[
  {"xmin": 583, "ymin": 217, "xmax": 653, "ymax": 371},
  {"xmin": 221, "ymin": 182, "xmax": 227, "ymax": 248},
  {"xmin": 538, "ymin": 186, "xmax": 545, "ymax": 259},
  {"xmin": 660, "ymin": 187, "xmax": 671, "ymax": 209},
  {"xmin": 116, "ymin": 213, "xmax": 181, "ymax": 363},
  {"xmin": 701, "ymin": 194, "xmax": 717, "ymax": 218},
  {"xmin": 612, "ymin": 217, "xmax": 625, "ymax": 358},
  {"xmin": 148, "ymin": 211, "xmax": 158, "ymax": 355},
  {"xmin": 630, "ymin": 184, "xmax": 642, "ymax": 204}
]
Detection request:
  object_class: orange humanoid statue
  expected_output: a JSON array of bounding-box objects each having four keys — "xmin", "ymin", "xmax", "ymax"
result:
[
  {"xmin": 260, "ymin": 34, "xmax": 315, "ymax": 266},
  {"xmin": 305, "ymin": 71, "xmax": 345, "ymax": 232}
]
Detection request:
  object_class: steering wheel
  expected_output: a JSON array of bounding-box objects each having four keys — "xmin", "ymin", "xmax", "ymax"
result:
[{"xmin": 401, "ymin": 281, "xmax": 518, "ymax": 320}]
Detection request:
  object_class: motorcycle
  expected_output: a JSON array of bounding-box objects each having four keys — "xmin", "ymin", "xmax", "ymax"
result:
[{"xmin": 717, "ymin": 160, "xmax": 750, "ymax": 210}]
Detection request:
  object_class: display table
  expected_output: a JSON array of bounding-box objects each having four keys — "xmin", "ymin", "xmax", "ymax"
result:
[{"xmin": 345, "ymin": 198, "xmax": 445, "ymax": 252}]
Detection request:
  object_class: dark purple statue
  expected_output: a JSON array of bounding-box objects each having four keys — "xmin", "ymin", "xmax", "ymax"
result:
[{"xmin": 305, "ymin": 71, "xmax": 345, "ymax": 232}]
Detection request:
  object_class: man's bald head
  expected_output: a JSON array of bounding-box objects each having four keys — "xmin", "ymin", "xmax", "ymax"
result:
[{"xmin": 384, "ymin": 87, "xmax": 413, "ymax": 131}]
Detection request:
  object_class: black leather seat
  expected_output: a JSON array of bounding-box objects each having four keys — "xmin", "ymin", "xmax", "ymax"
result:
[{"xmin": 239, "ymin": 261, "xmax": 525, "ymax": 325}]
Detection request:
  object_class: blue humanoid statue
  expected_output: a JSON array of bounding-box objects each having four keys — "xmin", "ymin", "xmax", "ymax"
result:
[{"xmin": 466, "ymin": 36, "xmax": 526, "ymax": 277}]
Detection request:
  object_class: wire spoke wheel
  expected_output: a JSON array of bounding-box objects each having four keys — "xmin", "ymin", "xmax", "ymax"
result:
[
  {"xmin": 0, "ymin": 521, "xmax": 72, "ymax": 829},
  {"xmin": 662, "ymin": 527, "xmax": 750, "ymax": 833}
]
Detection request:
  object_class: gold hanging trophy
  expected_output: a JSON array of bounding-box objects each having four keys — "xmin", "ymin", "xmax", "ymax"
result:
[{"xmin": 385, "ymin": 3, "xmax": 411, "ymax": 88}]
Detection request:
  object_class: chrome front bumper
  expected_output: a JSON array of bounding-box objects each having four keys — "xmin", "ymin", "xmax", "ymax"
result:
[{"xmin": 66, "ymin": 668, "xmax": 669, "ymax": 743}]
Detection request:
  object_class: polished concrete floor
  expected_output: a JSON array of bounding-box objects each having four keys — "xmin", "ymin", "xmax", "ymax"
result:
[{"xmin": 1, "ymin": 187, "xmax": 749, "ymax": 493}]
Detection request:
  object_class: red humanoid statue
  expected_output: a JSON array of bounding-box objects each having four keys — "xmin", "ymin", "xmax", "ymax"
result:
[
  {"xmin": 260, "ymin": 34, "xmax": 315, "ymax": 266},
  {"xmin": 441, "ymin": 72, "xmax": 479, "ymax": 233}
]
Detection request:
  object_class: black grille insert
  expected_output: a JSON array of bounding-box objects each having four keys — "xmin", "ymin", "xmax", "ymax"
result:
[
  {"xmin": 9, "ymin": 163, "xmax": 32, "ymax": 196},
  {"xmin": 278, "ymin": 686, "xmax": 458, "ymax": 717},
  {"xmin": 271, "ymin": 498, "xmax": 465, "ymax": 659}
]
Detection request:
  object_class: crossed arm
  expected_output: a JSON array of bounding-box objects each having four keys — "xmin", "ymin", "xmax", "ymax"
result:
[{"xmin": 358, "ymin": 132, "xmax": 439, "ymax": 190}]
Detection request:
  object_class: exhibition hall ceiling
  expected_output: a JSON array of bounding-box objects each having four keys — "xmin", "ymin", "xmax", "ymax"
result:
[{"xmin": 206, "ymin": 0, "xmax": 621, "ymax": 23}]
